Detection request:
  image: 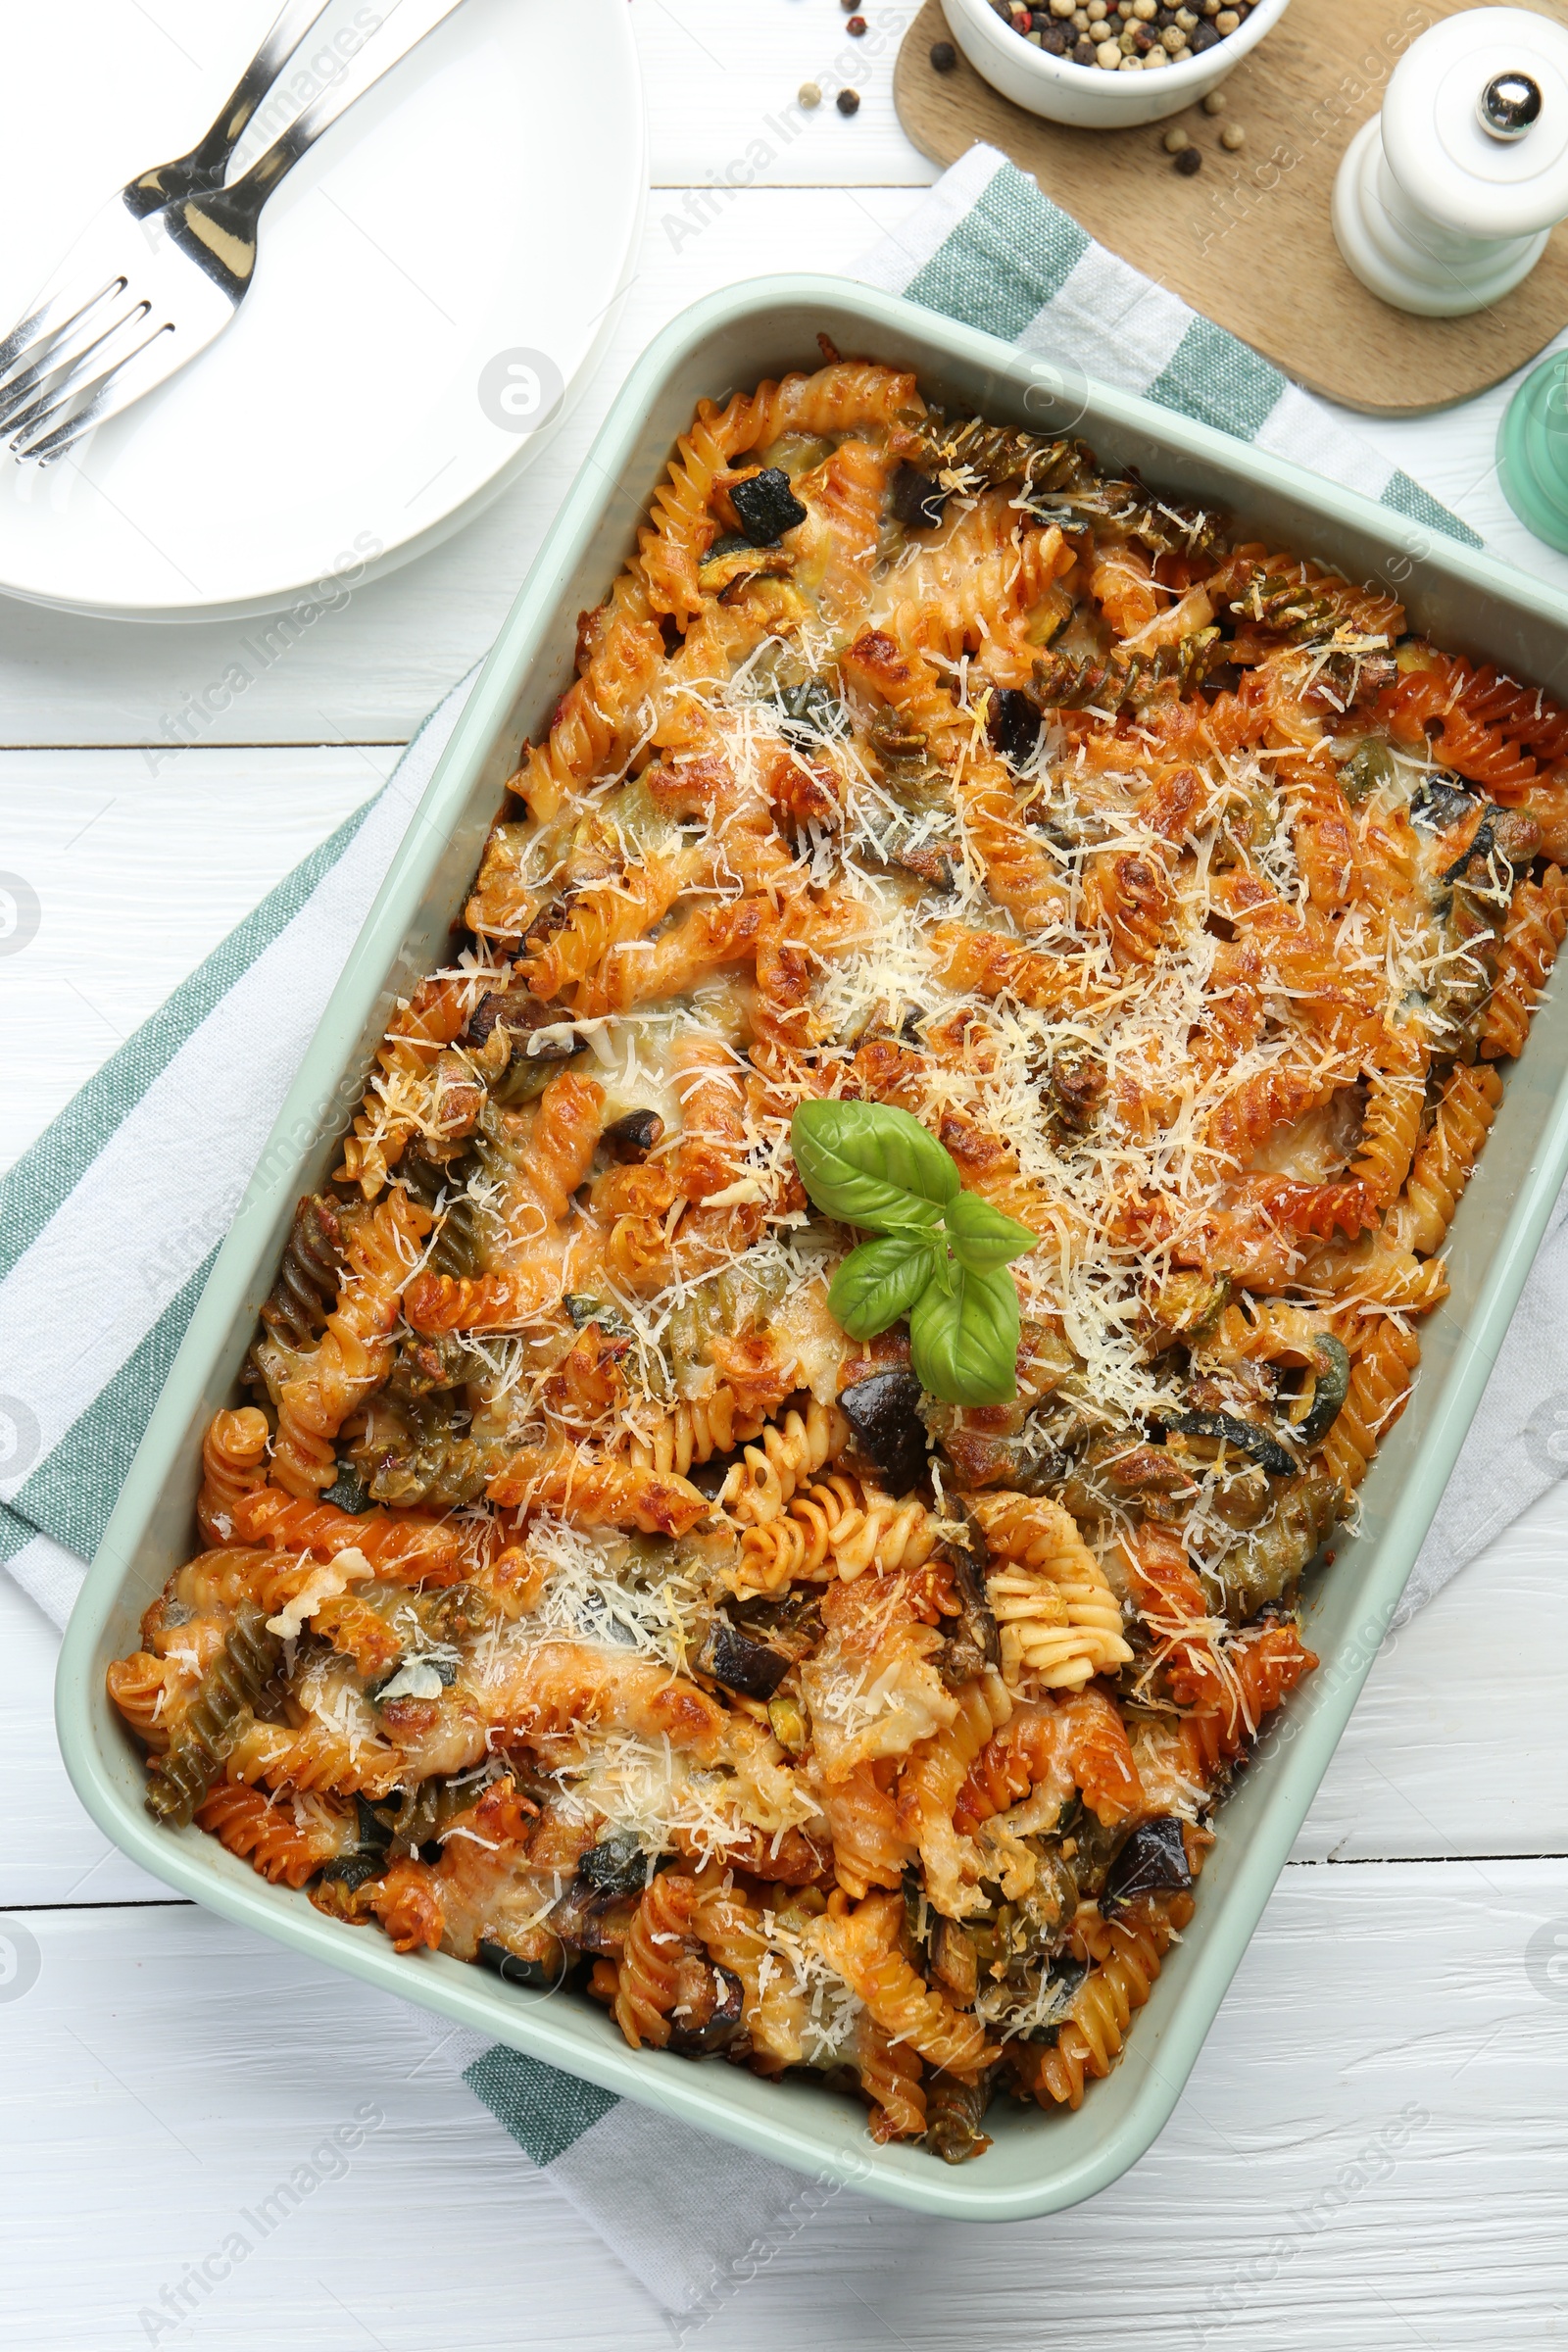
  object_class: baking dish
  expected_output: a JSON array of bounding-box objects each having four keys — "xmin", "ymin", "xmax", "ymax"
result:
[{"xmin": 56, "ymin": 273, "xmax": 1568, "ymax": 2222}]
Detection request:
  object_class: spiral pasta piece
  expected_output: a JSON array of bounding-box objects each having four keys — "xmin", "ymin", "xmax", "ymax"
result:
[
  {"xmin": 802, "ymin": 436, "xmax": 890, "ymax": 638},
  {"xmin": 272, "ymin": 1192, "xmax": 429, "ymax": 1498},
  {"xmin": 521, "ymin": 846, "xmax": 703, "ymax": 1001},
  {"xmin": 1350, "ymin": 1048, "xmax": 1428, "ymax": 1208},
  {"xmin": 1017, "ymin": 1895, "xmax": 1192, "ymax": 2110},
  {"xmin": 926, "ymin": 922, "xmax": 1088, "ymax": 1010},
  {"xmin": 196, "ymin": 1407, "xmax": 271, "ymax": 1548},
  {"xmin": 487, "ymin": 1442, "xmax": 708, "ymax": 1536},
  {"xmin": 228, "ymin": 1485, "xmax": 462, "ymax": 1579},
  {"xmin": 857, "ymin": 2013, "xmax": 928, "ymax": 2143},
  {"xmin": 335, "ymin": 974, "xmax": 478, "ymax": 1198},
  {"xmin": 613, "ymin": 1872, "xmax": 702, "ymax": 2049},
  {"xmin": 1278, "ymin": 749, "xmax": 1354, "ymax": 911},
  {"xmin": 956, "ymin": 762, "xmax": 1070, "ymax": 937},
  {"xmin": 1319, "ymin": 1319, "xmax": 1423, "ymax": 1493},
  {"xmin": 692, "ymin": 1880, "xmax": 808, "ymax": 2072},
  {"xmin": 896, "ymin": 1672, "xmax": 1012, "ymax": 1920},
  {"xmin": 225, "ymin": 1713, "xmax": 403, "ymax": 1800},
  {"xmin": 1380, "ymin": 656, "xmax": 1544, "ymax": 798},
  {"xmin": 627, "ymin": 1387, "xmax": 767, "ymax": 1478},
  {"xmin": 1480, "ymin": 865, "xmax": 1568, "ymax": 1060},
  {"xmin": 735, "ymin": 1473, "xmax": 942, "ymax": 1596},
  {"xmin": 817, "ymin": 1762, "xmax": 916, "ymax": 1899},
  {"xmin": 971, "ymin": 1494, "xmax": 1133, "ymax": 1690},
  {"xmin": 195, "ymin": 1784, "xmax": 352, "ymax": 1887},
  {"xmin": 1394, "ymin": 1061, "xmax": 1503, "ymax": 1255},
  {"xmin": 720, "ymin": 1398, "xmax": 852, "ymax": 1526},
  {"xmin": 507, "ymin": 577, "xmax": 666, "ymax": 827},
  {"xmin": 813, "ymin": 1892, "xmax": 994, "ymax": 2077}
]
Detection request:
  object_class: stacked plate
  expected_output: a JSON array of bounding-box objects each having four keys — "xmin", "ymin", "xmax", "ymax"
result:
[{"xmin": 0, "ymin": 0, "xmax": 646, "ymax": 619}]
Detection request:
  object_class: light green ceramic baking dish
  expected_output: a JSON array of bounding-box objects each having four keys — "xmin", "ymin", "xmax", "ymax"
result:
[{"xmin": 56, "ymin": 275, "xmax": 1568, "ymax": 2222}]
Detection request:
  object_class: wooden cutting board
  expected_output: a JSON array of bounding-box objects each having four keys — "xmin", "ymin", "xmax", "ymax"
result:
[{"xmin": 894, "ymin": 0, "xmax": 1568, "ymax": 415}]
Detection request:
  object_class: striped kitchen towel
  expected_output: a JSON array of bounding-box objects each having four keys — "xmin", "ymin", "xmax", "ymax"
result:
[{"xmin": 1, "ymin": 148, "xmax": 1557, "ymax": 2321}]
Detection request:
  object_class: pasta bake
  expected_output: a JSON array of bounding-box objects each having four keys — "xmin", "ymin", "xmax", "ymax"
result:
[{"xmin": 109, "ymin": 352, "xmax": 1568, "ymax": 2162}]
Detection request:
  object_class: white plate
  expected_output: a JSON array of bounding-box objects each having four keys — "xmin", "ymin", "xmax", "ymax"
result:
[{"xmin": 0, "ymin": 0, "xmax": 645, "ymax": 620}]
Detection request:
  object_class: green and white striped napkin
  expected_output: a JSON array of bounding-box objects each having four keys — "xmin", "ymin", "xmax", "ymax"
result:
[{"xmin": 4, "ymin": 148, "xmax": 1559, "ymax": 2317}]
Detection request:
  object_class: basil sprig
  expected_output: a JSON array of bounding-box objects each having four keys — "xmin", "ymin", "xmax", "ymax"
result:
[{"xmin": 790, "ymin": 1101, "xmax": 1036, "ymax": 1405}]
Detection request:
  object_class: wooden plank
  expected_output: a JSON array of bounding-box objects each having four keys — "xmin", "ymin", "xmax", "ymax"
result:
[
  {"xmin": 4, "ymin": 1870, "xmax": 1567, "ymax": 2348},
  {"xmin": 637, "ymin": 0, "xmax": 939, "ymax": 187},
  {"xmin": 894, "ymin": 0, "xmax": 1568, "ymax": 415},
  {"xmin": 0, "ymin": 749, "xmax": 397, "ymax": 1172},
  {"xmin": 1296, "ymin": 1476, "xmax": 1568, "ymax": 1861}
]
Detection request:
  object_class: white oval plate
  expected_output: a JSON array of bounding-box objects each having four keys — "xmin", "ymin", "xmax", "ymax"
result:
[{"xmin": 0, "ymin": 0, "xmax": 645, "ymax": 620}]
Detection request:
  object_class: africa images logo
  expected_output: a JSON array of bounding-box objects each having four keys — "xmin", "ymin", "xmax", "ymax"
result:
[{"xmin": 478, "ymin": 348, "xmax": 564, "ymax": 436}]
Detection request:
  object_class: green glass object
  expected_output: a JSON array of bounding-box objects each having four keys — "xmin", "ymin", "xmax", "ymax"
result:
[{"xmin": 1497, "ymin": 350, "xmax": 1568, "ymax": 555}]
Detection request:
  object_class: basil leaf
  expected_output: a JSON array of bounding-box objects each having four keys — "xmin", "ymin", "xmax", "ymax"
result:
[
  {"xmin": 908, "ymin": 1262, "xmax": 1020, "ymax": 1405},
  {"xmin": 827, "ymin": 1235, "xmax": 936, "ymax": 1341},
  {"xmin": 791, "ymin": 1101, "xmax": 956, "ymax": 1233},
  {"xmin": 943, "ymin": 1191, "xmax": 1037, "ymax": 1274}
]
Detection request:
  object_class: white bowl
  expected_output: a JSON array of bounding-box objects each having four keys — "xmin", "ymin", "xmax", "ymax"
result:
[{"xmin": 940, "ymin": 0, "xmax": 1294, "ymax": 126}]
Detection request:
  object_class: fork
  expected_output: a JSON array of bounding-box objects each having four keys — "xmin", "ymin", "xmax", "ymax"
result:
[
  {"xmin": 0, "ymin": 1, "xmax": 336, "ymax": 429},
  {"xmin": 0, "ymin": 0, "xmax": 472, "ymax": 464}
]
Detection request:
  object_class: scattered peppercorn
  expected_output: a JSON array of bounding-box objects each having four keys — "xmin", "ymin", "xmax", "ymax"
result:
[
  {"xmin": 1201, "ymin": 85, "xmax": 1226, "ymax": 111},
  {"xmin": 1162, "ymin": 125, "xmax": 1191, "ymax": 152},
  {"xmin": 1175, "ymin": 145, "xmax": 1202, "ymax": 173},
  {"xmin": 1219, "ymin": 120, "xmax": 1246, "ymax": 149},
  {"xmin": 930, "ymin": 38, "xmax": 957, "ymax": 70},
  {"xmin": 799, "ymin": 79, "xmax": 822, "ymax": 107},
  {"xmin": 846, "ymin": 11, "xmax": 867, "ymax": 29},
  {"xmin": 837, "ymin": 86, "xmax": 861, "ymax": 113}
]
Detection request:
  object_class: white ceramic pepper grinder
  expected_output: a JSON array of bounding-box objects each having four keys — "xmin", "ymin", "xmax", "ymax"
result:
[{"xmin": 1333, "ymin": 7, "xmax": 1568, "ymax": 318}]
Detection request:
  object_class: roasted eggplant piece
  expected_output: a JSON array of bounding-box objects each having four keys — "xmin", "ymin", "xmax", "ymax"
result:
[
  {"xmin": 477, "ymin": 1937, "xmax": 568, "ymax": 1990},
  {"xmin": 1222, "ymin": 1475, "xmax": 1340, "ymax": 1621},
  {"xmin": 699, "ymin": 534, "xmax": 794, "ymax": 595},
  {"xmin": 775, "ymin": 677, "xmax": 850, "ymax": 742},
  {"xmin": 317, "ymin": 1795, "xmax": 394, "ymax": 1893},
  {"xmin": 667, "ymin": 1960, "xmax": 747, "ymax": 2056},
  {"xmin": 987, "ymin": 686, "xmax": 1044, "ymax": 769},
  {"xmin": 1342, "ymin": 737, "xmax": 1398, "ymax": 803},
  {"xmin": 840, "ymin": 1369, "xmax": 928, "ymax": 1494},
  {"xmin": 928, "ymin": 1915, "xmax": 981, "ymax": 2005},
  {"xmin": 564, "ymin": 1291, "xmax": 628, "ymax": 1336},
  {"xmin": 889, "ymin": 462, "xmax": 949, "ymax": 530},
  {"xmin": 603, "ymin": 1108, "xmax": 665, "ymax": 1163},
  {"xmin": 1164, "ymin": 1409, "xmax": 1296, "ymax": 1479},
  {"xmin": 1102, "ymin": 1814, "xmax": 1192, "ymax": 1912},
  {"xmin": 1292, "ymin": 1334, "xmax": 1351, "ymax": 1447},
  {"xmin": 696, "ymin": 1613, "xmax": 791, "ymax": 1699},
  {"xmin": 320, "ymin": 1463, "xmax": 370, "ymax": 1515},
  {"xmin": 939, "ymin": 1526, "xmax": 1001, "ymax": 1685},
  {"xmin": 1409, "ymin": 773, "xmax": 1478, "ymax": 832},
  {"xmin": 730, "ymin": 467, "xmax": 808, "ymax": 546},
  {"xmin": 578, "ymin": 1830, "xmax": 653, "ymax": 1897}
]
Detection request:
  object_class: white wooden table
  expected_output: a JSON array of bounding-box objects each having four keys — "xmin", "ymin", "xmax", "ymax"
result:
[{"xmin": 7, "ymin": 8, "xmax": 1568, "ymax": 2344}]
